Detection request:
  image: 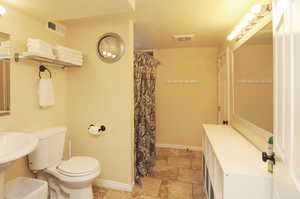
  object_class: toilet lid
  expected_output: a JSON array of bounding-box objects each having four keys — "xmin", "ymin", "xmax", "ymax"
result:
[{"xmin": 57, "ymin": 156, "xmax": 99, "ymax": 177}]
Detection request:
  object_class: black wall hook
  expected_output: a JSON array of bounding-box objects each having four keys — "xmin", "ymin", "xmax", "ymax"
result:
[{"xmin": 39, "ymin": 65, "xmax": 52, "ymax": 79}]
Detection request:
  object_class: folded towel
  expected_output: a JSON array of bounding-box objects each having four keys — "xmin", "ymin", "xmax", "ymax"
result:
[
  {"xmin": 38, "ymin": 78, "xmax": 55, "ymax": 107},
  {"xmin": 55, "ymin": 45, "xmax": 82, "ymax": 56},
  {"xmin": 0, "ymin": 47, "xmax": 10, "ymax": 56},
  {"xmin": 27, "ymin": 46, "xmax": 54, "ymax": 56},
  {"xmin": 23, "ymin": 51, "xmax": 56, "ymax": 60},
  {"xmin": 55, "ymin": 51, "xmax": 83, "ymax": 59},
  {"xmin": 57, "ymin": 57, "xmax": 83, "ymax": 65},
  {"xmin": 56, "ymin": 54, "xmax": 83, "ymax": 62},
  {"xmin": 1, "ymin": 41, "xmax": 11, "ymax": 48},
  {"xmin": 28, "ymin": 38, "xmax": 53, "ymax": 48}
]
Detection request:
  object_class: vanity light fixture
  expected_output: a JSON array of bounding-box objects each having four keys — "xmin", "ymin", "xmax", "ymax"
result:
[
  {"xmin": 251, "ymin": 4, "xmax": 263, "ymax": 14},
  {"xmin": 227, "ymin": 3, "xmax": 271, "ymax": 41},
  {"xmin": 0, "ymin": 5, "xmax": 6, "ymax": 16}
]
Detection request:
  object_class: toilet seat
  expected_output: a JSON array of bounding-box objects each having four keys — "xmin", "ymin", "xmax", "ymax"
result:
[{"xmin": 57, "ymin": 156, "xmax": 99, "ymax": 177}]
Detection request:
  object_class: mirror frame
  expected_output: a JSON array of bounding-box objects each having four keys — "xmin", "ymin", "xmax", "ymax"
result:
[
  {"xmin": 96, "ymin": 32, "xmax": 125, "ymax": 64},
  {"xmin": 0, "ymin": 32, "xmax": 10, "ymax": 116},
  {"xmin": 229, "ymin": 13, "xmax": 273, "ymax": 151}
]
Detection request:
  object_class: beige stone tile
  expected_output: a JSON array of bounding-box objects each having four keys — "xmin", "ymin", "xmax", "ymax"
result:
[
  {"xmin": 152, "ymin": 161, "xmax": 178, "ymax": 181},
  {"xmin": 157, "ymin": 148, "xmax": 179, "ymax": 158},
  {"xmin": 177, "ymin": 149, "xmax": 194, "ymax": 158},
  {"xmin": 192, "ymin": 159, "xmax": 202, "ymax": 170},
  {"xmin": 133, "ymin": 177, "xmax": 162, "ymax": 197},
  {"xmin": 93, "ymin": 186, "xmax": 107, "ymax": 199},
  {"xmin": 168, "ymin": 157, "xmax": 191, "ymax": 169},
  {"xmin": 139, "ymin": 196, "xmax": 161, "ymax": 199},
  {"xmin": 167, "ymin": 181, "xmax": 193, "ymax": 199},
  {"xmin": 178, "ymin": 168, "xmax": 202, "ymax": 184},
  {"xmin": 193, "ymin": 184, "xmax": 206, "ymax": 199},
  {"xmin": 158, "ymin": 181, "xmax": 168, "ymax": 199},
  {"xmin": 155, "ymin": 159, "xmax": 168, "ymax": 167},
  {"xmin": 192, "ymin": 151, "xmax": 203, "ymax": 159},
  {"xmin": 103, "ymin": 190, "xmax": 133, "ymax": 199}
]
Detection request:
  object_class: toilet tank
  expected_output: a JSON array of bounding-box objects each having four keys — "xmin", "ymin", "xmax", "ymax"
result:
[{"xmin": 28, "ymin": 126, "xmax": 67, "ymax": 171}]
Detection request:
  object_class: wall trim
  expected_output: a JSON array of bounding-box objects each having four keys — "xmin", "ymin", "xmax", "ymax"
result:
[
  {"xmin": 156, "ymin": 143, "xmax": 202, "ymax": 151},
  {"xmin": 233, "ymin": 114, "xmax": 272, "ymax": 140},
  {"xmin": 93, "ymin": 178, "xmax": 134, "ymax": 192}
]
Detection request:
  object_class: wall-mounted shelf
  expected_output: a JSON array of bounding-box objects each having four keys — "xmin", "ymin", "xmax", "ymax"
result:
[
  {"xmin": 0, "ymin": 55, "xmax": 11, "ymax": 61},
  {"xmin": 0, "ymin": 53, "xmax": 82, "ymax": 68}
]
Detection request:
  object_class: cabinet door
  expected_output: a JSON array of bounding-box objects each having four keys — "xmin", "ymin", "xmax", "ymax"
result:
[
  {"xmin": 273, "ymin": 0, "xmax": 300, "ymax": 198},
  {"xmin": 210, "ymin": 182, "xmax": 215, "ymax": 199},
  {"xmin": 213, "ymin": 159, "xmax": 224, "ymax": 199}
]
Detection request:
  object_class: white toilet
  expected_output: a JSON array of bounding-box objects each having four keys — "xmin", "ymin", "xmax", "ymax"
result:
[{"xmin": 28, "ymin": 126, "xmax": 101, "ymax": 199}]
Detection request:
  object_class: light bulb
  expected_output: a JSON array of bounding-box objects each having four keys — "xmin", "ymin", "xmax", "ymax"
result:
[
  {"xmin": 102, "ymin": 51, "xmax": 107, "ymax": 55},
  {"xmin": 234, "ymin": 25, "xmax": 242, "ymax": 33},
  {"xmin": 251, "ymin": 4, "xmax": 262, "ymax": 14},
  {"xmin": 244, "ymin": 13, "xmax": 255, "ymax": 21},
  {"xmin": 112, "ymin": 55, "xmax": 116, "ymax": 58},
  {"xmin": 227, "ymin": 34, "xmax": 234, "ymax": 41},
  {"xmin": 107, "ymin": 52, "xmax": 112, "ymax": 57},
  {"xmin": 0, "ymin": 6, "xmax": 6, "ymax": 15},
  {"xmin": 239, "ymin": 20, "xmax": 249, "ymax": 29}
]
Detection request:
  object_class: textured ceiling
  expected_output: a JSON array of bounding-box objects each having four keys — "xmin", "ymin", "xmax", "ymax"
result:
[
  {"xmin": 0, "ymin": 0, "xmax": 269, "ymax": 49},
  {"xmin": 134, "ymin": 0, "xmax": 264, "ymax": 49},
  {"xmin": 0, "ymin": 0, "xmax": 134, "ymax": 21}
]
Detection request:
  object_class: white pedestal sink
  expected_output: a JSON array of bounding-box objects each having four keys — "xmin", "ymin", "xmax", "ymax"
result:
[{"xmin": 0, "ymin": 133, "xmax": 38, "ymax": 199}]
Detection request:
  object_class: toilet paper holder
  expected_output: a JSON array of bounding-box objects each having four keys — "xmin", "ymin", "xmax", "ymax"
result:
[{"xmin": 88, "ymin": 124, "xmax": 106, "ymax": 133}]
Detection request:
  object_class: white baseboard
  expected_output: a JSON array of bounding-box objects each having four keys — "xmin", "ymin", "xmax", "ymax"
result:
[
  {"xmin": 156, "ymin": 143, "xmax": 202, "ymax": 151},
  {"xmin": 93, "ymin": 178, "xmax": 134, "ymax": 192}
]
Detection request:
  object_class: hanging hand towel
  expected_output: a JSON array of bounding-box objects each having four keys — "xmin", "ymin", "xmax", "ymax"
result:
[{"xmin": 38, "ymin": 79, "xmax": 55, "ymax": 107}]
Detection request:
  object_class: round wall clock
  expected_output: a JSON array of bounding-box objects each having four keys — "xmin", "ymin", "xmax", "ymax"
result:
[{"xmin": 97, "ymin": 33, "xmax": 125, "ymax": 63}]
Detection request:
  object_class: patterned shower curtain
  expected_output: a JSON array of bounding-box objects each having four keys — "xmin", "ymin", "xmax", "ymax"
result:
[{"xmin": 134, "ymin": 52, "xmax": 159, "ymax": 184}]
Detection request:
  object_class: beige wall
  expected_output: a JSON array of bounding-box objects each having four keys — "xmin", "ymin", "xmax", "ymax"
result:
[
  {"xmin": 154, "ymin": 47, "xmax": 218, "ymax": 147},
  {"xmin": 66, "ymin": 20, "xmax": 134, "ymax": 184},
  {"xmin": 0, "ymin": 5, "xmax": 68, "ymax": 181},
  {"xmin": 0, "ymin": 5, "xmax": 134, "ymax": 186},
  {"xmin": 234, "ymin": 44, "xmax": 273, "ymax": 132}
]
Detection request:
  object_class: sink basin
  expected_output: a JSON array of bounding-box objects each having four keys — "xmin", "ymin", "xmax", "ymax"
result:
[
  {"xmin": 0, "ymin": 133, "xmax": 38, "ymax": 199},
  {"xmin": 0, "ymin": 133, "xmax": 38, "ymax": 166}
]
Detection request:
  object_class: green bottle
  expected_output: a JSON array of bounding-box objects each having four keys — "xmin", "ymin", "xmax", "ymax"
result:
[{"xmin": 267, "ymin": 136, "xmax": 274, "ymax": 173}]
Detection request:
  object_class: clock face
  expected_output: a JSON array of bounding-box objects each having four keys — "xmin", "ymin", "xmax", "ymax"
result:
[{"xmin": 97, "ymin": 33, "xmax": 125, "ymax": 63}]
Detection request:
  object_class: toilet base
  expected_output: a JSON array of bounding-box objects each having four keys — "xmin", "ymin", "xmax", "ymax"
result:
[
  {"xmin": 62, "ymin": 185, "xmax": 93, "ymax": 199},
  {"xmin": 48, "ymin": 177, "xmax": 93, "ymax": 199}
]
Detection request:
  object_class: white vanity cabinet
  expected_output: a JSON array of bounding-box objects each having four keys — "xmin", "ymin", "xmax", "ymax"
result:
[{"xmin": 202, "ymin": 124, "xmax": 272, "ymax": 199}]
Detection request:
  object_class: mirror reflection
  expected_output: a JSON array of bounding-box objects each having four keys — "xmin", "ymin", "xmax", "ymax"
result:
[
  {"xmin": 234, "ymin": 22, "xmax": 273, "ymax": 133},
  {"xmin": 0, "ymin": 32, "xmax": 11, "ymax": 116}
]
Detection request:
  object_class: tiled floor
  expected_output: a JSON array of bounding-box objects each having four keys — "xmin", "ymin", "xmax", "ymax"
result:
[{"xmin": 93, "ymin": 147, "xmax": 206, "ymax": 199}]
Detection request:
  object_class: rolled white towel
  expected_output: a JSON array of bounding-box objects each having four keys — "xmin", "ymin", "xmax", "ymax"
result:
[{"xmin": 38, "ymin": 78, "xmax": 55, "ymax": 107}]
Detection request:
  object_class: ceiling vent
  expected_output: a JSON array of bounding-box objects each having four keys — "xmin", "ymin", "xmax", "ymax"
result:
[
  {"xmin": 173, "ymin": 34, "xmax": 195, "ymax": 42},
  {"xmin": 46, "ymin": 21, "xmax": 66, "ymax": 36}
]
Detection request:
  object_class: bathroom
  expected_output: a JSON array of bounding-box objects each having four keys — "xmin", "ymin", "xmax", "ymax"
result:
[{"xmin": 0, "ymin": 0, "xmax": 299, "ymax": 199}]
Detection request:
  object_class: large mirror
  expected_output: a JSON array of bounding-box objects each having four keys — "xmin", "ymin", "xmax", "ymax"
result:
[
  {"xmin": 0, "ymin": 32, "xmax": 10, "ymax": 116},
  {"xmin": 233, "ymin": 22, "xmax": 273, "ymax": 135}
]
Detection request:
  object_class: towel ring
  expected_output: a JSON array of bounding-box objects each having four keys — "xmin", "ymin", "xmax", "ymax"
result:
[{"xmin": 39, "ymin": 65, "xmax": 52, "ymax": 79}]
